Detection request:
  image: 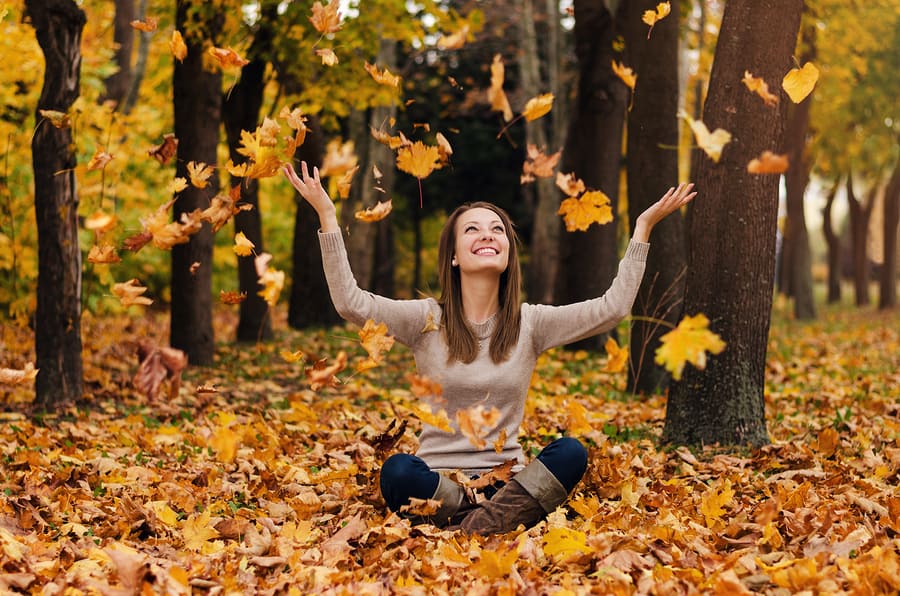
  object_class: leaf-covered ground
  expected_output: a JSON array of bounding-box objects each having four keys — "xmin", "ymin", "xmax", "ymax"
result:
[{"xmin": 0, "ymin": 301, "xmax": 898, "ymax": 594}]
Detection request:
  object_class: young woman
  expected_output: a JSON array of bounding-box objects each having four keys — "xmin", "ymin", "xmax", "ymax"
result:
[{"xmin": 284, "ymin": 162, "xmax": 696, "ymax": 534}]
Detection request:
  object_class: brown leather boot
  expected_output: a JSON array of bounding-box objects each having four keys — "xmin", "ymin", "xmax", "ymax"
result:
[{"xmin": 458, "ymin": 459, "xmax": 568, "ymax": 535}]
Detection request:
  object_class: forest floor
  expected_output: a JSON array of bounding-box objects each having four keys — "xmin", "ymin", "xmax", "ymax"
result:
[{"xmin": 0, "ymin": 298, "xmax": 898, "ymax": 594}]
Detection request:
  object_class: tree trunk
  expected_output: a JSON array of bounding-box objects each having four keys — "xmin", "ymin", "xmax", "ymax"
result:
[
  {"xmin": 26, "ymin": 0, "xmax": 86, "ymax": 408},
  {"xmin": 846, "ymin": 174, "xmax": 875, "ymax": 307},
  {"xmin": 662, "ymin": 0, "xmax": 803, "ymax": 447},
  {"xmin": 624, "ymin": 0, "xmax": 685, "ymax": 395},
  {"xmin": 223, "ymin": 62, "xmax": 272, "ymax": 343},
  {"xmin": 555, "ymin": 0, "xmax": 629, "ymax": 350},
  {"xmin": 100, "ymin": 0, "xmax": 134, "ymax": 107},
  {"xmin": 171, "ymin": 0, "xmax": 219, "ymax": 365},
  {"xmin": 822, "ymin": 180, "xmax": 841, "ymax": 304},
  {"xmin": 122, "ymin": 0, "xmax": 150, "ymax": 114},
  {"xmin": 520, "ymin": 0, "xmax": 560, "ymax": 305},
  {"xmin": 288, "ymin": 115, "xmax": 342, "ymax": 328},
  {"xmin": 778, "ymin": 20, "xmax": 816, "ymax": 320},
  {"xmin": 878, "ymin": 162, "xmax": 899, "ymax": 309}
]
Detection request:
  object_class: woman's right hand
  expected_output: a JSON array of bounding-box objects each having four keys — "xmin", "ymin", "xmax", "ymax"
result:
[{"xmin": 283, "ymin": 161, "xmax": 339, "ymax": 233}]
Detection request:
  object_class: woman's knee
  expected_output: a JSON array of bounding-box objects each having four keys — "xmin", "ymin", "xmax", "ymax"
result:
[
  {"xmin": 380, "ymin": 454, "xmax": 439, "ymax": 510},
  {"xmin": 537, "ymin": 436, "xmax": 588, "ymax": 492}
]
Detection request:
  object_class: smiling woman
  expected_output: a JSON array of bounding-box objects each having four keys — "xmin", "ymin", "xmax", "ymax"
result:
[{"xmin": 283, "ymin": 160, "xmax": 695, "ymax": 535}]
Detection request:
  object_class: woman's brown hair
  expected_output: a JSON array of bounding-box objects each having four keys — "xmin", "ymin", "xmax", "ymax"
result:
[{"xmin": 437, "ymin": 202, "xmax": 522, "ymax": 364}]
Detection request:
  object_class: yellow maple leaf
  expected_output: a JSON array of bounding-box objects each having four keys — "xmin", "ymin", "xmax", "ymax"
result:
[
  {"xmin": 488, "ymin": 54, "xmax": 513, "ymax": 122},
  {"xmin": 747, "ymin": 151, "xmax": 789, "ymax": 174},
  {"xmin": 602, "ymin": 337, "xmax": 628, "ymax": 373},
  {"xmin": 355, "ymin": 199, "xmax": 392, "ymax": 223},
  {"xmin": 611, "ymin": 60, "xmax": 637, "ymax": 91},
  {"xmin": 700, "ymin": 478, "xmax": 734, "ymax": 528},
  {"xmin": 356, "ymin": 319, "xmax": 395, "ymax": 372},
  {"xmin": 364, "ymin": 62, "xmax": 400, "ymax": 87},
  {"xmin": 522, "ymin": 93, "xmax": 554, "ymax": 122},
  {"xmin": 642, "ymin": 2, "xmax": 671, "ymax": 38},
  {"xmin": 0, "ymin": 363, "xmax": 38, "ymax": 386},
  {"xmin": 320, "ymin": 139, "xmax": 357, "ymax": 178},
  {"xmin": 233, "ymin": 232, "xmax": 255, "ymax": 257},
  {"xmin": 555, "ymin": 171, "xmax": 585, "ymax": 197},
  {"xmin": 654, "ymin": 313, "xmax": 725, "ymax": 381},
  {"xmin": 316, "ymin": 48, "xmax": 338, "ymax": 66},
  {"xmin": 181, "ymin": 510, "xmax": 220, "ymax": 552},
  {"xmin": 456, "ymin": 404, "xmax": 501, "ymax": 450},
  {"xmin": 170, "ymin": 30, "xmax": 187, "ymax": 62},
  {"xmin": 471, "ymin": 542, "xmax": 519, "ymax": 579},
  {"xmin": 741, "ymin": 71, "xmax": 778, "ymax": 107},
  {"xmin": 543, "ymin": 527, "xmax": 594, "ymax": 558},
  {"xmin": 167, "ymin": 177, "xmax": 188, "ymax": 194},
  {"xmin": 207, "ymin": 46, "xmax": 249, "ymax": 69},
  {"xmin": 396, "ymin": 141, "xmax": 441, "ymax": 179},
  {"xmin": 87, "ymin": 244, "xmax": 121, "ymax": 264},
  {"xmin": 565, "ymin": 399, "xmax": 592, "ymax": 436},
  {"xmin": 84, "ymin": 210, "xmax": 117, "ymax": 235},
  {"xmin": 682, "ymin": 113, "xmax": 731, "ymax": 163},
  {"xmin": 309, "ymin": 0, "xmax": 342, "ymax": 34},
  {"xmin": 280, "ymin": 349, "xmax": 305, "ymax": 363},
  {"xmin": 87, "ymin": 148, "xmax": 114, "ymax": 171},
  {"xmin": 782, "ymin": 62, "xmax": 819, "ymax": 104},
  {"xmin": 254, "ymin": 253, "xmax": 284, "ymax": 307},
  {"xmin": 187, "ymin": 161, "xmax": 214, "ymax": 189},
  {"xmin": 558, "ymin": 190, "xmax": 613, "ymax": 232},
  {"xmin": 210, "ymin": 424, "xmax": 239, "ymax": 463},
  {"xmin": 201, "ymin": 186, "xmax": 251, "ymax": 232},
  {"xmin": 112, "ymin": 279, "xmax": 153, "ymax": 307},
  {"xmin": 336, "ymin": 165, "xmax": 358, "ymax": 199},
  {"xmin": 411, "ymin": 404, "xmax": 454, "ymax": 433}
]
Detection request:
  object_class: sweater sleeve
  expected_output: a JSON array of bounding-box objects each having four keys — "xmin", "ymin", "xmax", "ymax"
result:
[
  {"xmin": 527, "ymin": 240, "xmax": 649, "ymax": 354},
  {"xmin": 319, "ymin": 230, "xmax": 434, "ymax": 347}
]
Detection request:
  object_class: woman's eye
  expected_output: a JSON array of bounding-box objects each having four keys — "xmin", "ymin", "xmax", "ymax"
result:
[
  {"xmin": 465, "ymin": 225, "xmax": 477, "ymax": 232},
  {"xmin": 493, "ymin": 226, "xmax": 504, "ymax": 233}
]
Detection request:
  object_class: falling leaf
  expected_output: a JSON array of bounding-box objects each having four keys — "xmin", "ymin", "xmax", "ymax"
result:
[
  {"xmin": 493, "ymin": 428, "xmax": 508, "ymax": 453},
  {"xmin": 170, "ymin": 31, "xmax": 187, "ymax": 62},
  {"xmin": 355, "ymin": 200, "xmax": 392, "ymax": 222},
  {"xmin": 782, "ymin": 62, "xmax": 819, "ymax": 103},
  {"xmin": 84, "ymin": 210, "xmax": 117, "ymax": 235},
  {"xmin": 87, "ymin": 244, "xmax": 121, "ymax": 264},
  {"xmin": 320, "ymin": 139, "xmax": 357, "ymax": 178},
  {"xmin": 642, "ymin": 2, "xmax": 671, "ymax": 38},
  {"xmin": 436, "ymin": 132, "xmax": 453, "ymax": 164},
  {"xmin": 167, "ymin": 177, "xmax": 188, "ymax": 194},
  {"xmin": 741, "ymin": 71, "xmax": 778, "ymax": 107},
  {"xmin": 307, "ymin": 351, "xmax": 348, "ymax": 391},
  {"xmin": 558, "ymin": 190, "xmax": 613, "ymax": 232},
  {"xmin": 280, "ymin": 349, "xmax": 305, "ymax": 363},
  {"xmin": 149, "ymin": 134, "xmax": 178, "ymax": 164},
  {"xmin": 747, "ymin": 151, "xmax": 789, "ymax": 174},
  {"xmin": 187, "ymin": 161, "xmax": 214, "ymax": 189},
  {"xmin": 255, "ymin": 253, "xmax": 284, "ymax": 307},
  {"xmin": 316, "ymin": 48, "xmax": 338, "ymax": 66},
  {"xmin": 370, "ymin": 127, "xmax": 407, "ymax": 150},
  {"xmin": 565, "ymin": 400, "xmax": 592, "ymax": 436},
  {"xmin": 357, "ymin": 319, "xmax": 395, "ymax": 372},
  {"xmin": 0, "ymin": 363, "xmax": 38, "ymax": 386},
  {"xmin": 407, "ymin": 374, "xmax": 443, "ymax": 400},
  {"xmin": 555, "ymin": 172, "xmax": 585, "ymax": 197},
  {"xmin": 456, "ymin": 404, "xmax": 501, "ymax": 450},
  {"xmin": 208, "ymin": 46, "xmax": 249, "ymax": 69},
  {"xmin": 233, "ymin": 232, "xmax": 255, "ymax": 257},
  {"xmin": 437, "ymin": 24, "xmax": 469, "ymax": 50},
  {"xmin": 682, "ymin": 113, "xmax": 731, "ymax": 163},
  {"xmin": 396, "ymin": 141, "xmax": 441, "ymax": 179},
  {"xmin": 337, "ymin": 165, "xmax": 358, "ymax": 199},
  {"xmin": 364, "ymin": 62, "xmax": 400, "ymax": 87},
  {"xmin": 130, "ymin": 17, "xmax": 158, "ymax": 32},
  {"xmin": 521, "ymin": 145, "xmax": 561, "ymax": 183},
  {"xmin": 87, "ymin": 148, "xmax": 114, "ymax": 171},
  {"xmin": 411, "ymin": 404, "xmax": 454, "ymax": 433},
  {"xmin": 611, "ymin": 61, "xmax": 637, "ymax": 91},
  {"xmin": 488, "ymin": 55, "xmax": 513, "ymax": 122},
  {"xmin": 309, "ymin": 0, "xmax": 342, "ymax": 34},
  {"xmin": 654, "ymin": 313, "xmax": 726, "ymax": 381},
  {"xmin": 133, "ymin": 341, "xmax": 187, "ymax": 401},
  {"xmin": 219, "ymin": 290, "xmax": 246, "ymax": 305},
  {"xmin": 39, "ymin": 109, "xmax": 70, "ymax": 129},
  {"xmin": 112, "ymin": 279, "xmax": 153, "ymax": 307},
  {"xmin": 522, "ymin": 93, "xmax": 554, "ymax": 122},
  {"xmin": 602, "ymin": 337, "xmax": 628, "ymax": 373}
]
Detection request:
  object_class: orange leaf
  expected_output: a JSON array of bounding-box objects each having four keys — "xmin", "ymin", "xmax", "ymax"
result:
[
  {"xmin": 741, "ymin": 71, "xmax": 778, "ymax": 107},
  {"xmin": 611, "ymin": 60, "xmax": 637, "ymax": 91},
  {"xmin": 654, "ymin": 313, "xmax": 726, "ymax": 381},
  {"xmin": 187, "ymin": 161, "xmax": 214, "ymax": 188},
  {"xmin": 356, "ymin": 319, "xmax": 395, "ymax": 372},
  {"xmin": 436, "ymin": 132, "xmax": 453, "ymax": 164},
  {"xmin": 437, "ymin": 24, "xmax": 469, "ymax": 50},
  {"xmin": 148, "ymin": 133, "xmax": 178, "ymax": 164},
  {"xmin": 84, "ymin": 210, "xmax": 117, "ymax": 235},
  {"xmin": 782, "ymin": 62, "xmax": 819, "ymax": 103},
  {"xmin": 522, "ymin": 93, "xmax": 554, "ymax": 122},
  {"xmin": 39, "ymin": 109, "xmax": 70, "ymax": 129},
  {"xmin": 337, "ymin": 165, "xmax": 358, "ymax": 199},
  {"xmin": 219, "ymin": 290, "xmax": 247, "ymax": 305},
  {"xmin": 355, "ymin": 200, "xmax": 393, "ymax": 223},
  {"xmin": 130, "ymin": 17, "xmax": 158, "ymax": 32},
  {"xmin": 396, "ymin": 141, "xmax": 441, "ymax": 179},
  {"xmin": 112, "ymin": 279, "xmax": 153, "ymax": 307},
  {"xmin": 87, "ymin": 244, "xmax": 121, "ymax": 264},
  {"xmin": 456, "ymin": 404, "xmax": 501, "ymax": 450},
  {"xmin": 233, "ymin": 232, "xmax": 255, "ymax": 257},
  {"xmin": 255, "ymin": 253, "xmax": 284, "ymax": 307},
  {"xmin": 521, "ymin": 144, "xmax": 561, "ymax": 183},
  {"xmin": 307, "ymin": 351, "xmax": 348, "ymax": 391},
  {"xmin": 558, "ymin": 190, "xmax": 613, "ymax": 232},
  {"xmin": 309, "ymin": 0, "xmax": 342, "ymax": 34},
  {"xmin": 555, "ymin": 171, "xmax": 585, "ymax": 197},
  {"xmin": 488, "ymin": 54, "xmax": 513, "ymax": 122},
  {"xmin": 87, "ymin": 148, "xmax": 114, "ymax": 171},
  {"xmin": 682, "ymin": 113, "xmax": 731, "ymax": 163},
  {"xmin": 0, "ymin": 363, "xmax": 38, "ymax": 386},
  {"xmin": 747, "ymin": 151, "xmax": 789, "ymax": 174},
  {"xmin": 167, "ymin": 177, "xmax": 188, "ymax": 194},
  {"xmin": 364, "ymin": 62, "xmax": 400, "ymax": 87},
  {"xmin": 315, "ymin": 48, "xmax": 338, "ymax": 66},
  {"xmin": 602, "ymin": 337, "xmax": 628, "ymax": 373},
  {"xmin": 208, "ymin": 46, "xmax": 249, "ymax": 69},
  {"xmin": 320, "ymin": 139, "xmax": 357, "ymax": 178},
  {"xmin": 170, "ymin": 31, "xmax": 187, "ymax": 62}
]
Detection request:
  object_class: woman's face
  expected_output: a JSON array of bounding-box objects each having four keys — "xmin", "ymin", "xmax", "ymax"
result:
[{"xmin": 452, "ymin": 207, "xmax": 510, "ymax": 276}]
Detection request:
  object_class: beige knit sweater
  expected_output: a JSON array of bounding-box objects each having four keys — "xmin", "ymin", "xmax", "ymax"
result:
[{"xmin": 319, "ymin": 231, "xmax": 649, "ymax": 473}]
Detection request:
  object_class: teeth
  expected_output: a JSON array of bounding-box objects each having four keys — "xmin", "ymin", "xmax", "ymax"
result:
[{"xmin": 476, "ymin": 248, "xmax": 497, "ymax": 255}]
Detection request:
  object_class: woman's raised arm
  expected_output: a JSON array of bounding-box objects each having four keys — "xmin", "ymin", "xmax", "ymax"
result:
[{"xmin": 283, "ymin": 161, "xmax": 340, "ymax": 233}]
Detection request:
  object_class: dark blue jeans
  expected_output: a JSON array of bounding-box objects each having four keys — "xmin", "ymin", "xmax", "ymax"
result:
[{"xmin": 380, "ymin": 436, "xmax": 588, "ymax": 512}]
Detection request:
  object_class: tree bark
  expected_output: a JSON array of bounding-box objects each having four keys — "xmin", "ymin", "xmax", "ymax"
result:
[
  {"xmin": 122, "ymin": 0, "xmax": 150, "ymax": 114},
  {"xmin": 26, "ymin": 0, "xmax": 86, "ymax": 408},
  {"xmin": 878, "ymin": 161, "xmax": 899, "ymax": 309},
  {"xmin": 100, "ymin": 0, "xmax": 134, "ymax": 107},
  {"xmin": 555, "ymin": 0, "xmax": 628, "ymax": 350},
  {"xmin": 662, "ymin": 0, "xmax": 803, "ymax": 447},
  {"xmin": 846, "ymin": 174, "xmax": 875, "ymax": 307},
  {"xmin": 288, "ymin": 115, "xmax": 342, "ymax": 328},
  {"xmin": 171, "ymin": 0, "xmax": 219, "ymax": 365},
  {"xmin": 624, "ymin": 0, "xmax": 685, "ymax": 395},
  {"xmin": 822, "ymin": 180, "xmax": 841, "ymax": 304}
]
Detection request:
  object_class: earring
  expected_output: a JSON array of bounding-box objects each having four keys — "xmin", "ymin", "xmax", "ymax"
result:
[{"xmin": 451, "ymin": 257, "xmax": 458, "ymax": 266}]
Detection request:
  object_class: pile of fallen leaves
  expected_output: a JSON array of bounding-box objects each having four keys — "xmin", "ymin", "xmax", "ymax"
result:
[{"xmin": 0, "ymin": 301, "xmax": 898, "ymax": 594}]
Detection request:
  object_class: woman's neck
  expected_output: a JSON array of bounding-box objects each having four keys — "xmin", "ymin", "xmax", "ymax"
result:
[{"xmin": 460, "ymin": 273, "xmax": 500, "ymax": 324}]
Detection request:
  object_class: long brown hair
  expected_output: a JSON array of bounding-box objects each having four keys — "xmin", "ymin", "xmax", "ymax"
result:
[{"xmin": 437, "ymin": 202, "xmax": 522, "ymax": 364}]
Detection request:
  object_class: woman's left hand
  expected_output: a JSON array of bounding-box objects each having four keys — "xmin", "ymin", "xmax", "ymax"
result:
[{"xmin": 633, "ymin": 182, "xmax": 696, "ymax": 242}]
